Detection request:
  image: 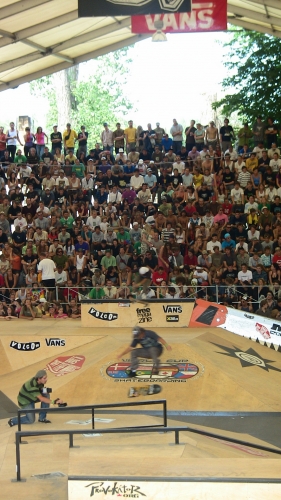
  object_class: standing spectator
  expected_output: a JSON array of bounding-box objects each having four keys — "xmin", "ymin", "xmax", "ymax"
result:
[{"xmin": 170, "ymin": 119, "xmax": 183, "ymax": 153}]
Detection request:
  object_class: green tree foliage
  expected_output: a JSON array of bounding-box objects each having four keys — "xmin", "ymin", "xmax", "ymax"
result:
[
  {"xmin": 213, "ymin": 29, "xmax": 281, "ymax": 124},
  {"xmin": 30, "ymin": 47, "xmax": 134, "ymax": 148},
  {"xmin": 71, "ymin": 49, "xmax": 134, "ymax": 147}
]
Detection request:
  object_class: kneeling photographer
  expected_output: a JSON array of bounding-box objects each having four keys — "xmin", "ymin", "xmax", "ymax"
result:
[{"xmin": 8, "ymin": 370, "xmax": 64, "ymax": 427}]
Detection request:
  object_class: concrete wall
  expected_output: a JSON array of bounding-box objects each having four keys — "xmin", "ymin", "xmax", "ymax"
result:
[{"xmin": 81, "ymin": 300, "xmax": 194, "ymax": 328}]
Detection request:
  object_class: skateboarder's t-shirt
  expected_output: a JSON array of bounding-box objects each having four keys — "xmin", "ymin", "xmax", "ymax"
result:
[{"xmin": 131, "ymin": 330, "xmax": 161, "ymax": 350}]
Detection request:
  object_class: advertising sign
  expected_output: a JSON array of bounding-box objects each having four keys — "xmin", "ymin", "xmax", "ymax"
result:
[
  {"xmin": 78, "ymin": 0, "xmax": 191, "ymax": 17},
  {"xmin": 131, "ymin": 0, "xmax": 227, "ymax": 33}
]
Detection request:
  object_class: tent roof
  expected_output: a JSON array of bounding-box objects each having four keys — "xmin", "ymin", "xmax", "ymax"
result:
[{"xmin": 0, "ymin": 0, "xmax": 280, "ymax": 92}]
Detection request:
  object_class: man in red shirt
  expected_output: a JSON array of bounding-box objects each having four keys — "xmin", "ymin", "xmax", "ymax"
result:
[
  {"xmin": 152, "ymin": 267, "xmax": 168, "ymax": 286},
  {"xmin": 222, "ymin": 198, "xmax": 233, "ymax": 216}
]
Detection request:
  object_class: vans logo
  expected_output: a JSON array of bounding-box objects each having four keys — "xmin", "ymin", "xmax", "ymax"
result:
[
  {"xmin": 10, "ymin": 341, "xmax": 40, "ymax": 351},
  {"xmin": 163, "ymin": 305, "xmax": 182, "ymax": 314},
  {"xmin": 45, "ymin": 338, "xmax": 66, "ymax": 347}
]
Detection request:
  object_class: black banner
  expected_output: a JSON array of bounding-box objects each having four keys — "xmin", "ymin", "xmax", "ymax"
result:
[{"xmin": 78, "ymin": 0, "xmax": 191, "ymax": 17}]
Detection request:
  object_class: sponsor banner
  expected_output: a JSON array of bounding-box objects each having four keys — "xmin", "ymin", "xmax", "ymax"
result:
[
  {"xmin": 189, "ymin": 299, "xmax": 281, "ymax": 348},
  {"xmin": 69, "ymin": 481, "xmax": 281, "ymax": 499},
  {"xmin": 46, "ymin": 355, "xmax": 85, "ymax": 376},
  {"xmin": 166, "ymin": 315, "xmax": 179, "ymax": 322},
  {"xmin": 131, "ymin": 0, "xmax": 227, "ymax": 33},
  {"xmin": 10, "ymin": 340, "xmax": 40, "ymax": 351},
  {"xmin": 78, "ymin": 0, "xmax": 191, "ymax": 17},
  {"xmin": 88, "ymin": 307, "xmax": 118, "ymax": 321},
  {"xmin": 45, "ymin": 338, "xmax": 65, "ymax": 347}
]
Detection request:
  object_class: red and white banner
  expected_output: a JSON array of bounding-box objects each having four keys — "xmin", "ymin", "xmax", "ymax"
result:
[{"xmin": 131, "ymin": 0, "xmax": 227, "ymax": 33}]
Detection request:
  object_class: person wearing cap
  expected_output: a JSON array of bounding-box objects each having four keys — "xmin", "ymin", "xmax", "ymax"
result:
[
  {"xmin": 144, "ymin": 168, "xmax": 157, "ymax": 201},
  {"xmin": 8, "ymin": 369, "xmax": 64, "ymax": 427},
  {"xmin": 55, "ymin": 169, "xmax": 69, "ymax": 191},
  {"xmin": 118, "ymin": 326, "xmax": 171, "ymax": 377},
  {"xmin": 112, "ymin": 122, "xmax": 125, "ymax": 153},
  {"xmin": 50, "ymin": 125, "xmax": 62, "ymax": 154},
  {"xmin": 63, "ymin": 123, "xmax": 77, "ymax": 154}
]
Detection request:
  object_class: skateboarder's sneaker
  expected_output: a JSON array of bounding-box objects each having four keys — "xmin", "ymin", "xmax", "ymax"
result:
[
  {"xmin": 8, "ymin": 419, "xmax": 14, "ymax": 427},
  {"xmin": 126, "ymin": 370, "xmax": 137, "ymax": 378}
]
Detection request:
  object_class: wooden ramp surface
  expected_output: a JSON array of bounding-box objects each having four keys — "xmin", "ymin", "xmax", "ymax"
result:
[{"xmin": 0, "ymin": 321, "xmax": 280, "ymax": 498}]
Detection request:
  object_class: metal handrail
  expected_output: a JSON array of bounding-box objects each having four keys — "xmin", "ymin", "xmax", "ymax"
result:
[
  {"xmin": 17, "ymin": 399, "xmax": 167, "ymax": 436},
  {"xmin": 14, "ymin": 423, "xmax": 281, "ymax": 482}
]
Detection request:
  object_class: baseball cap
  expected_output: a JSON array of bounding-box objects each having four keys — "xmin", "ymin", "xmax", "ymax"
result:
[
  {"xmin": 262, "ymin": 206, "xmax": 268, "ymax": 210},
  {"xmin": 138, "ymin": 159, "xmax": 144, "ymax": 164},
  {"xmin": 101, "ymin": 156, "xmax": 106, "ymax": 160},
  {"xmin": 119, "ymin": 148, "xmax": 124, "ymax": 152},
  {"xmin": 103, "ymin": 122, "xmax": 108, "ymax": 126},
  {"xmin": 147, "ymin": 168, "xmax": 152, "ymax": 172},
  {"xmin": 202, "ymin": 250, "xmax": 207, "ymax": 254},
  {"xmin": 35, "ymin": 370, "xmax": 47, "ymax": 379},
  {"xmin": 224, "ymin": 233, "xmax": 231, "ymax": 238}
]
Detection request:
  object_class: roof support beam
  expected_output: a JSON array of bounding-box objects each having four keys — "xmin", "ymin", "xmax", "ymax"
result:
[
  {"xmin": 229, "ymin": 18, "xmax": 281, "ymax": 37},
  {"xmin": 241, "ymin": 0, "xmax": 281, "ymax": 10},
  {"xmin": 0, "ymin": 34, "xmax": 150, "ymax": 93},
  {"xmin": 0, "ymin": 17, "xmax": 132, "ymax": 73},
  {"xmin": 52, "ymin": 17, "xmax": 131, "ymax": 53},
  {"xmin": 0, "ymin": 0, "xmax": 51, "ymax": 21},
  {"xmin": 0, "ymin": 11, "xmax": 78, "ymax": 49},
  {"xmin": 228, "ymin": 4, "xmax": 281, "ymax": 26}
]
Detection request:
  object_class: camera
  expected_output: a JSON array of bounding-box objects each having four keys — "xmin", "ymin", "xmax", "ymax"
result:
[{"xmin": 41, "ymin": 387, "xmax": 52, "ymax": 394}]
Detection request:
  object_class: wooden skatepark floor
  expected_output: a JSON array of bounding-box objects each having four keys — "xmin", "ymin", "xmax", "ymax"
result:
[{"xmin": 0, "ymin": 321, "xmax": 281, "ymax": 499}]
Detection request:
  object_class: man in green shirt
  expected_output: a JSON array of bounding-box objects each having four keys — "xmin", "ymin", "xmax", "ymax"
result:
[
  {"xmin": 88, "ymin": 287, "xmax": 106, "ymax": 300},
  {"xmin": 117, "ymin": 227, "xmax": 130, "ymax": 245},
  {"xmin": 8, "ymin": 370, "xmax": 63, "ymax": 426},
  {"xmin": 14, "ymin": 149, "xmax": 27, "ymax": 164},
  {"xmin": 101, "ymin": 250, "xmax": 117, "ymax": 272},
  {"xmin": 60, "ymin": 210, "xmax": 75, "ymax": 231},
  {"xmin": 72, "ymin": 159, "xmax": 85, "ymax": 178}
]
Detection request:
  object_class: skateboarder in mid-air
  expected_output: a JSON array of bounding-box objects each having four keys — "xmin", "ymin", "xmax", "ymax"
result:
[{"xmin": 118, "ymin": 326, "xmax": 171, "ymax": 377}]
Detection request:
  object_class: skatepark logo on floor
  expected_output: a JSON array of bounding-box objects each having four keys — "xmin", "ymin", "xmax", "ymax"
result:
[
  {"xmin": 88, "ymin": 307, "xmax": 118, "ymax": 321},
  {"xmin": 45, "ymin": 338, "xmax": 65, "ymax": 347},
  {"xmin": 163, "ymin": 305, "xmax": 182, "ymax": 314},
  {"xmin": 10, "ymin": 340, "xmax": 40, "ymax": 351},
  {"xmin": 166, "ymin": 315, "xmax": 179, "ymax": 322},
  {"xmin": 105, "ymin": 361, "xmax": 199, "ymax": 381},
  {"xmin": 46, "ymin": 355, "xmax": 85, "ymax": 376}
]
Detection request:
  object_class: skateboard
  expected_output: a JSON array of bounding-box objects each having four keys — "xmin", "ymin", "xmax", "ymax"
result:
[{"xmin": 128, "ymin": 384, "xmax": 162, "ymax": 398}]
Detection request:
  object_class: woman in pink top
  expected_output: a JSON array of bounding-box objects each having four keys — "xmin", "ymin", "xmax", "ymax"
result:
[{"xmin": 35, "ymin": 126, "xmax": 48, "ymax": 159}]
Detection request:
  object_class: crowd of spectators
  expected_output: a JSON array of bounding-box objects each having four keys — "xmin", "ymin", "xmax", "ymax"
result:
[{"xmin": 0, "ymin": 117, "xmax": 281, "ymax": 320}]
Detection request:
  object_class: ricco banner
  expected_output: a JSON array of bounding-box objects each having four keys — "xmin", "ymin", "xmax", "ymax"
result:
[
  {"xmin": 131, "ymin": 0, "xmax": 227, "ymax": 33},
  {"xmin": 189, "ymin": 298, "xmax": 281, "ymax": 349},
  {"xmin": 78, "ymin": 0, "xmax": 191, "ymax": 17}
]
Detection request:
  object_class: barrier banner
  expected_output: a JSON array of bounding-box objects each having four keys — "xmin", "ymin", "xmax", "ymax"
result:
[
  {"xmin": 189, "ymin": 299, "xmax": 281, "ymax": 349},
  {"xmin": 131, "ymin": 0, "xmax": 227, "ymax": 33},
  {"xmin": 78, "ymin": 0, "xmax": 191, "ymax": 17}
]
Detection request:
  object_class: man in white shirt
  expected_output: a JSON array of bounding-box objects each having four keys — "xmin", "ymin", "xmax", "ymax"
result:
[
  {"xmin": 268, "ymin": 143, "xmax": 280, "ymax": 159},
  {"xmin": 207, "ymin": 234, "xmax": 222, "ymax": 253},
  {"xmin": 224, "ymin": 145, "xmax": 238, "ymax": 161},
  {"xmin": 38, "ymin": 252, "xmax": 56, "ymax": 288},
  {"xmin": 100, "ymin": 123, "xmax": 114, "ymax": 154},
  {"xmin": 244, "ymin": 195, "xmax": 259, "ymax": 213},
  {"xmin": 238, "ymin": 264, "xmax": 252, "ymax": 284},
  {"xmin": 172, "ymin": 156, "xmax": 185, "ymax": 174},
  {"xmin": 108, "ymin": 186, "xmax": 122, "ymax": 204},
  {"xmin": 86, "ymin": 209, "xmax": 101, "ymax": 230},
  {"xmin": 14, "ymin": 212, "xmax": 27, "ymax": 232},
  {"xmin": 19, "ymin": 164, "xmax": 32, "ymax": 184},
  {"xmin": 269, "ymin": 152, "xmax": 281, "ymax": 173},
  {"xmin": 182, "ymin": 167, "xmax": 193, "ymax": 187},
  {"xmin": 252, "ymin": 141, "xmax": 264, "ymax": 159},
  {"xmin": 55, "ymin": 170, "xmax": 69, "ymax": 191},
  {"xmin": 231, "ymin": 182, "xmax": 244, "ymax": 206},
  {"xmin": 130, "ymin": 169, "xmax": 144, "ymax": 192}
]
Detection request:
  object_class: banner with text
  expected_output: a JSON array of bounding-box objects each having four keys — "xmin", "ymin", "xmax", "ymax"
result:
[
  {"xmin": 131, "ymin": 0, "xmax": 227, "ymax": 33},
  {"xmin": 78, "ymin": 0, "xmax": 191, "ymax": 17},
  {"xmin": 189, "ymin": 299, "xmax": 281, "ymax": 349}
]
